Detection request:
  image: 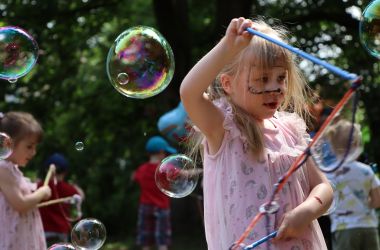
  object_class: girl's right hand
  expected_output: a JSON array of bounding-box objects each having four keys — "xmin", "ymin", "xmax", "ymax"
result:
[
  {"xmin": 224, "ymin": 17, "xmax": 254, "ymax": 54},
  {"xmin": 37, "ymin": 185, "xmax": 52, "ymax": 200}
]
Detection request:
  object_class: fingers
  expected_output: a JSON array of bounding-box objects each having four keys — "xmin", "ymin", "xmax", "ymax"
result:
[{"xmin": 230, "ymin": 17, "xmax": 253, "ymax": 35}]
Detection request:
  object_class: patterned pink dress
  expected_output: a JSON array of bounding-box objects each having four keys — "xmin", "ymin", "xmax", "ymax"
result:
[
  {"xmin": 0, "ymin": 160, "xmax": 47, "ymax": 250},
  {"xmin": 202, "ymin": 99, "xmax": 327, "ymax": 250}
]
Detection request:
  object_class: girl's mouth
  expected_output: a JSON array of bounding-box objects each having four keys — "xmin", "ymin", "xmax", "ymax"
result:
[{"xmin": 264, "ymin": 102, "xmax": 278, "ymax": 109}]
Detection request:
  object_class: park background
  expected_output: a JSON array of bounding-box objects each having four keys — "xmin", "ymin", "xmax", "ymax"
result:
[{"xmin": 1, "ymin": 0, "xmax": 380, "ymax": 249}]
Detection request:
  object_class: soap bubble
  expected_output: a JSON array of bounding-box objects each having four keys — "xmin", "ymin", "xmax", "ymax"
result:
[
  {"xmin": 0, "ymin": 132, "xmax": 12, "ymax": 159},
  {"xmin": 75, "ymin": 141, "xmax": 84, "ymax": 151},
  {"xmin": 71, "ymin": 218, "xmax": 106, "ymax": 250},
  {"xmin": 63, "ymin": 194, "xmax": 83, "ymax": 222},
  {"xmin": 106, "ymin": 26, "xmax": 175, "ymax": 99},
  {"xmin": 48, "ymin": 243, "xmax": 76, "ymax": 250},
  {"xmin": 0, "ymin": 26, "xmax": 39, "ymax": 80},
  {"xmin": 360, "ymin": 0, "xmax": 380, "ymax": 59},
  {"xmin": 155, "ymin": 154, "xmax": 200, "ymax": 198}
]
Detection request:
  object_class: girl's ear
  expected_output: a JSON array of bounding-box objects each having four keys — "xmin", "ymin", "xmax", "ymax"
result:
[{"xmin": 220, "ymin": 74, "xmax": 233, "ymax": 94}]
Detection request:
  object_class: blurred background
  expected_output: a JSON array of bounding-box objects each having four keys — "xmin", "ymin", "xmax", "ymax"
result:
[{"xmin": 1, "ymin": 0, "xmax": 379, "ymax": 249}]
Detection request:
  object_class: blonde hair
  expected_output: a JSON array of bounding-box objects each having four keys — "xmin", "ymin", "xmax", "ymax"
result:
[
  {"xmin": 186, "ymin": 18, "xmax": 312, "ymax": 161},
  {"xmin": 326, "ymin": 119, "xmax": 362, "ymax": 157},
  {"xmin": 0, "ymin": 111, "xmax": 43, "ymax": 145}
]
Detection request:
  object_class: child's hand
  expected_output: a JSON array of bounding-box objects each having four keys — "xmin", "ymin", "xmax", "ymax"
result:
[
  {"xmin": 273, "ymin": 208, "xmax": 311, "ymax": 242},
  {"xmin": 224, "ymin": 17, "xmax": 254, "ymax": 54},
  {"xmin": 38, "ymin": 185, "xmax": 52, "ymax": 200}
]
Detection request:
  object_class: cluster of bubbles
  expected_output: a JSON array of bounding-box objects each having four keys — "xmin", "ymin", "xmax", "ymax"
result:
[{"xmin": 48, "ymin": 218, "xmax": 106, "ymax": 250}]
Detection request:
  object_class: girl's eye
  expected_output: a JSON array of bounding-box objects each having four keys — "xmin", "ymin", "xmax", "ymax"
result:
[
  {"xmin": 278, "ymin": 75, "xmax": 286, "ymax": 82},
  {"xmin": 254, "ymin": 76, "xmax": 268, "ymax": 83}
]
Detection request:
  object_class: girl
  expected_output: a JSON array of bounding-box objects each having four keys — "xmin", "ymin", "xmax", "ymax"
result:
[
  {"xmin": 0, "ymin": 111, "xmax": 52, "ymax": 250},
  {"xmin": 180, "ymin": 17, "xmax": 333, "ymax": 249}
]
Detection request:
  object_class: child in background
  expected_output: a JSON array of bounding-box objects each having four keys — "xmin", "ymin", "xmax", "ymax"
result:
[
  {"xmin": 325, "ymin": 119, "xmax": 380, "ymax": 250},
  {"xmin": 0, "ymin": 111, "xmax": 52, "ymax": 249},
  {"xmin": 38, "ymin": 152, "xmax": 85, "ymax": 247},
  {"xmin": 131, "ymin": 135, "xmax": 177, "ymax": 250},
  {"xmin": 180, "ymin": 17, "xmax": 333, "ymax": 249}
]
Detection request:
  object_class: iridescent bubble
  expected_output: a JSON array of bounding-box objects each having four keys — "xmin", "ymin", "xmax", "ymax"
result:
[
  {"xmin": 106, "ymin": 26, "xmax": 175, "ymax": 99},
  {"xmin": 0, "ymin": 26, "xmax": 39, "ymax": 80},
  {"xmin": 360, "ymin": 0, "xmax": 380, "ymax": 59},
  {"xmin": 0, "ymin": 132, "xmax": 13, "ymax": 159},
  {"xmin": 75, "ymin": 141, "xmax": 84, "ymax": 151},
  {"xmin": 155, "ymin": 154, "xmax": 200, "ymax": 198},
  {"xmin": 63, "ymin": 194, "xmax": 83, "ymax": 222},
  {"xmin": 48, "ymin": 243, "xmax": 76, "ymax": 250},
  {"xmin": 71, "ymin": 218, "xmax": 107, "ymax": 250}
]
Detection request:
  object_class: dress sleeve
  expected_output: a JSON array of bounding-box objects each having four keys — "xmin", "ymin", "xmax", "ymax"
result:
[{"xmin": 276, "ymin": 111, "xmax": 309, "ymax": 147}]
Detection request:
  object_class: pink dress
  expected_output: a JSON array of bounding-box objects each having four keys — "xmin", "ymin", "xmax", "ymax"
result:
[
  {"xmin": 202, "ymin": 99, "xmax": 326, "ymax": 250},
  {"xmin": 0, "ymin": 160, "xmax": 47, "ymax": 250}
]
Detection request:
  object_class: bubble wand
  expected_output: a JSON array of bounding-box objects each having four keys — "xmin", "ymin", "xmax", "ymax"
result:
[
  {"xmin": 43, "ymin": 164, "xmax": 56, "ymax": 186},
  {"xmin": 229, "ymin": 27, "xmax": 362, "ymax": 250}
]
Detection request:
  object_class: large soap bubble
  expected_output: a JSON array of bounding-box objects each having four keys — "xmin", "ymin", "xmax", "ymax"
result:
[
  {"xmin": 106, "ymin": 26, "xmax": 175, "ymax": 99},
  {"xmin": 0, "ymin": 26, "xmax": 39, "ymax": 81},
  {"xmin": 71, "ymin": 218, "xmax": 106, "ymax": 250},
  {"xmin": 360, "ymin": 0, "xmax": 380, "ymax": 59},
  {"xmin": 155, "ymin": 154, "xmax": 200, "ymax": 198}
]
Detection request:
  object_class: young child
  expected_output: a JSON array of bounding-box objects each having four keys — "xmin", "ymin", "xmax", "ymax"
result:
[
  {"xmin": 325, "ymin": 119, "xmax": 380, "ymax": 250},
  {"xmin": 0, "ymin": 111, "xmax": 52, "ymax": 249},
  {"xmin": 131, "ymin": 135, "xmax": 177, "ymax": 250},
  {"xmin": 37, "ymin": 152, "xmax": 85, "ymax": 247},
  {"xmin": 180, "ymin": 17, "xmax": 333, "ymax": 249}
]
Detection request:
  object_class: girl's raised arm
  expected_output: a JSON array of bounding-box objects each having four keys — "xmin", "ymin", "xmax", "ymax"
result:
[{"xmin": 180, "ymin": 17, "xmax": 253, "ymax": 152}]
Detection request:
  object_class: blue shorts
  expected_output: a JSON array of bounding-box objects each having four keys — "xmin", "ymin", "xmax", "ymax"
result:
[{"xmin": 136, "ymin": 204, "xmax": 171, "ymax": 246}]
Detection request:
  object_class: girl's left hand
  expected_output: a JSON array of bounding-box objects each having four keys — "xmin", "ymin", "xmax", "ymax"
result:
[{"xmin": 273, "ymin": 208, "xmax": 311, "ymax": 242}]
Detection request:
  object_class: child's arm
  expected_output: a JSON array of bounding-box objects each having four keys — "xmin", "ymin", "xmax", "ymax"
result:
[
  {"xmin": 0, "ymin": 168, "xmax": 51, "ymax": 213},
  {"xmin": 274, "ymin": 159, "xmax": 333, "ymax": 241},
  {"xmin": 369, "ymin": 186, "xmax": 380, "ymax": 208},
  {"xmin": 180, "ymin": 17, "xmax": 253, "ymax": 153}
]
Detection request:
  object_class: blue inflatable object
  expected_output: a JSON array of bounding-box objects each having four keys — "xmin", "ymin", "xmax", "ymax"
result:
[{"xmin": 157, "ymin": 102, "xmax": 189, "ymax": 143}]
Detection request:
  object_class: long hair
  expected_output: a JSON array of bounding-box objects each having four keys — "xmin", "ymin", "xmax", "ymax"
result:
[
  {"xmin": 186, "ymin": 17, "xmax": 311, "ymax": 161},
  {"xmin": 0, "ymin": 111, "xmax": 43, "ymax": 145}
]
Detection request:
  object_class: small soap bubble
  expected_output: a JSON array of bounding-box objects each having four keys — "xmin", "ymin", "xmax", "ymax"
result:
[
  {"xmin": 71, "ymin": 218, "xmax": 107, "ymax": 250},
  {"xmin": 117, "ymin": 72, "xmax": 129, "ymax": 85},
  {"xmin": 155, "ymin": 154, "xmax": 200, "ymax": 198},
  {"xmin": 48, "ymin": 243, "xmax": 76, "ymax": 250},
  {"xmin": 75, "ymin": 141, "xmax": 84, "ymax": 151},
  {"xmin": 0, "ymin": 26, "xmax": 39, "ymax": 80},
  {"xmin": 0, "ymin": 132, "xmax": 13, "ymax": 159},
  {"xmin": 360, "ymin": 0, "xmax": 380, "ymax": 59},
  {"xmin": 63, "ymin": 194, "xmax": 83, "ymax": 222},
  {"xmin": 106, "ymin": 26, "xmax": 175, "ymax": 99}
]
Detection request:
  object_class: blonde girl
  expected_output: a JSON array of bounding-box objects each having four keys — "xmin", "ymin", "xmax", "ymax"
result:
[
  {"xmin": 180, "ymin": 17, "xmax": 333, "ymax": 250},
  {"xmin": 0, "ymin": 111, "xmax": 51, "ymax": 249}
]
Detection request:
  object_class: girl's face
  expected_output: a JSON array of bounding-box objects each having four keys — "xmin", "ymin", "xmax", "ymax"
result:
[
  {"xmin": 223, "ymin": 64, "xmax": 287, "ymax": 122},
  {"xmin": 7, "ymin": 134, "xmax": 39, "ymax": 167}
]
